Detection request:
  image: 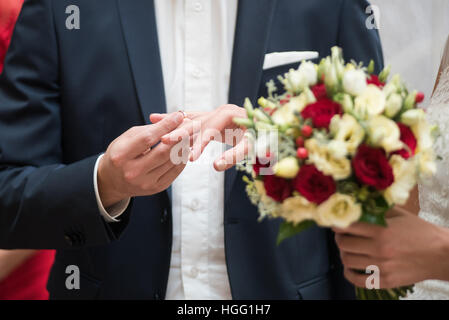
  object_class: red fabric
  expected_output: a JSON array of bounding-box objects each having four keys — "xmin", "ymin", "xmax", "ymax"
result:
[
  {"xmin": 0, "ymin": 0, "xmax": 24, "ymax": 73},
  {"xmin": 0, "ymin": 250, "xmax": 56, "ymax": 300},
  {"xmin": 0, "ymin": 1, "xmax": 54, "ymax": 302}
]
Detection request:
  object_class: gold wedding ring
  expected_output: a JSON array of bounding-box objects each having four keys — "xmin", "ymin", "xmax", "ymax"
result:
[{"xmin": 178, "ymin": 110, "xmax": 188, "ymax": 119}]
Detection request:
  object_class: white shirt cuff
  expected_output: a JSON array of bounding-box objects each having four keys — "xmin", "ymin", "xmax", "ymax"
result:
[{"xmin": 94, "ymin": 154, "xmax": 130, "ymax": 223}]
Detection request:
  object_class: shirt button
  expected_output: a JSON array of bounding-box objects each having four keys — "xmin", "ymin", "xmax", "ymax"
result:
[
  {"xmin": 192, "ymin": 68, "xmax": 201, "ymax": 78},
  {"xmin": 190, "ymin": 198, "xmax": 200, "ymax": 211},
  {"xmin": 194, "ymin": 2, "xmax": 203, "ymax": 12},
  {"xmin": 190, "ymin": 267, "xmax": 199, "ymax": 278}
]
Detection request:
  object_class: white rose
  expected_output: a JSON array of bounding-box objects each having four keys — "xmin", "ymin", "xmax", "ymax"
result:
[
  {"xmin": 284, "ymin": 93, "xmax": 309, "ymax": 112},
  {"xmin": 327, "ymin": 140, "xmax": 348, "ymax": 159},
  {"xmin": 411, "ymin": 118, "xmax": 434, "ymax": 151},
  {"xmin": 317, "ymin": 193, "xmax": 361, "ymax": 228},
  {"xmin": 305, "ymin": 139, "xmax": 351, "ymax": 180},
  {"xmin": 384, "ymin": 93, "xmax": 403, "ymax": 118},
  {"xmin": 367, "ymin": 115, "xmax": 404, "ymax": 153},
  {"xmin": 330, "ymin": 114, "xmax": 365, "ymax": 155},
  {"xmin": 354, "ymin": 85, "xmax": 386, "ymax": 119},
  {"xmin": 383, "ymin": 155, "xmax": 417, "ymax": 205},
  {"xmin": 417, "ymin": 148, "xmax": 437, "ymax": 178},
  {"xmin": 280, "ymin": 196, "xmax": 317, "ymax": 225},
  {"xmin": 272, "ymin": 93, "xmax": 309, "ymax": 126},
  {"xmin": 343, "ymin": 69, "xmax": 367, "ymax": 96},
  {"xmin": 273, "ymin": 157, "xmax": 300, "ymax": 179}
]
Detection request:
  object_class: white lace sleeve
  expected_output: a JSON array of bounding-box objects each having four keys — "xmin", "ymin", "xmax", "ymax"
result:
[{"xmin": 404, "ymin": 66, "xmax": 449, "ymax": 300}]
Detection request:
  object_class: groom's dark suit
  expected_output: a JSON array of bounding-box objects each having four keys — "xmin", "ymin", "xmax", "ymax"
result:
[{"xmin": 0, "ymin": 0, "xmax": 383, "ymax": 299}]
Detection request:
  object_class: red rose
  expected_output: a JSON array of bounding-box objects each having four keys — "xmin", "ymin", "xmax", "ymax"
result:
[
  {"xmin": 353, "ymin": 145, "xmax": 394, "ymax": 190},
  {"xmin": 311, "ymin": 83, "xmax": 327, "ymax": 100},
  {"xmin": 264, "ymin": 175, "xmax": 292, "ymax": 202},
  {"xmin": 253, "ymin": 157, "xmax": 271, "ymax": 175},
  {"xmin": 301, "ymin": 98, "xmax": 343, "ymax": 129},
  {"xmin": 393, "ymin": 123, "xmax": 417, "ymax": 159},
  {"xmin": 367, "ymin": 75, "xmax": 385, "ymax": 88},
  {"xmin": 292, "ymin": 165, "xmax": 336, "ymax": 204}
]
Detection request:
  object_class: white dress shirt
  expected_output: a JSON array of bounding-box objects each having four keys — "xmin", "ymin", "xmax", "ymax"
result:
[{"xmin": 95, "ymin": 0, "xmax": 238, "ymax": 300}]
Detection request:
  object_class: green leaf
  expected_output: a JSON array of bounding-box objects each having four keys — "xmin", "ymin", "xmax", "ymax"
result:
[
  {"xmin": 359, "ymin": 211, "xmax": 387, "ymax": 226},
  {"xmin": 359, "ymin": 195, "xmax": 391, "ymax": 227},
  {"xmin": 277, "ymin": 220, "xmax": 315, "ymax": 245}
]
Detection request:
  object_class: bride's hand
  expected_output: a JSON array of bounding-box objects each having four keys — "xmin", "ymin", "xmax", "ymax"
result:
[
  {"xmin": 150, "ymin": 104, "xmax": 249, "ymax": 171},
  {"xmin": 333, "ymin": 207, "xmax": 449, "ymax": 289}
]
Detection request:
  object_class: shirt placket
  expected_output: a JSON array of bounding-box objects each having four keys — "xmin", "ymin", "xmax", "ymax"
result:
[{"xmin": 181, "ymin": 0, "xmax": 212, "ymax": 300}]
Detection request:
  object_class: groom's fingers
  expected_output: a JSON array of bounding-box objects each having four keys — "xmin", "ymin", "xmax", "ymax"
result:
[
  {"xmin": 214, "ymin": 139, "xmax": 249, "ymax": 171},
  {"xmin": 115, "ymin": 112, "xmax": 184, "ymax": 161}
]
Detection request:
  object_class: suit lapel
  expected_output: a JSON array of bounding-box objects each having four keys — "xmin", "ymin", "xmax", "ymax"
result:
[
  {"xmin": 225, "ymin": 0, "xmax": 277, "ymax": 203},
  {"xmin": 116, "ymin": 0, "xmax": 166, "ymax": 123}
]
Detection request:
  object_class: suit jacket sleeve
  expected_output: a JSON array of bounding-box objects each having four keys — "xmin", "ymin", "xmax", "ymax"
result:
[
  {"xmin": 338, "ymin": 0, "xmax": 384, "ymax": 74},
  {"xmin": 0, "ymin": 0, "xmax": 131, "ymax": 249}
]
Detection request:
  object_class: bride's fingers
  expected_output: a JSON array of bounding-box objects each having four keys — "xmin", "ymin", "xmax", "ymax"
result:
[
  {"xmin": 340, "ymin": 251, "xmax": 373, "ymax": 270},
  {"xmin": 190, "ymin": 128, "xmax": 223, "ymax": 161},
  {"xmin": 333, "ymin": 222, "xmax": 381, "ymax": 238},
  {"xmin": 343, "ymin": 267, "xmax": 368, "ymax": 288},
  {"xmin": 214, "ymin": 139, "xmax": 249, "ymax": 171},
  {"xmin": 161, "ymin": 119, "xmax": 197, "ymax": 145}
]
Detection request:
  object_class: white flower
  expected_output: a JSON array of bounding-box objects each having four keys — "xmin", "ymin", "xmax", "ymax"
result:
[
  {"xmin": 305, "ymin": 139, "xmax": 351, "ymax": 180},
  {"xmin": 329, "ymin": 114, "xmax": 365, "ymax": 155},
  {"xmin": 284, "ymin": 62, "xmax": 317, "ymax": 93},
  {"xmin": 411, "ymin": 118, "xmax": 434, "ymax": 152},
  {"xmin": 343, "ymin": 69, "xmax": 367, "ymax": 96},
  {"xmin": 354, "ymin": 84, "xmax": 386, "ymax": 119},
  {"xmin": 383, "ymin": 155, "xmax": 417, "ymax": 205},
  {"xmin": 255, "ymin": 130, "xmax": 278, "ymax": 159},
  {"xmin": 271, "ymin": 94, "xmax": 308, "ymax": 126},
  {"xmin": 385, "ymin": 93, "xmax": 403, "ymax": 118},
  {"xmin": 400, "ymin": 109, "xmax": 426, "ymax": 126},
  {"xmin": 273, "ymin": 157, "xmax": 299, "ymax": 179},
  {"xmin": 408, "ymin": 118, "xmax": 437, "ymax": 178},
  {"xmin": 367, "ymin": 115, "xmax": 404, "ymax": 153},
  {"xmin": 327, "ymin": 140, "xmax": 348, "ymax": 159},
  {"xmin": 280, "ymin": 196, "xmax": 317, "ymax": 225},
  {"xmin": 316, "ymin": 193, "xmax": 361, "ymax": 228},
  {"xmin": 298, "ymin": 61, "xmax": 318, "ymax": 87},
  {"xmin": 417, "ymin": 148, "xmax": 437, "ymax": 178}
]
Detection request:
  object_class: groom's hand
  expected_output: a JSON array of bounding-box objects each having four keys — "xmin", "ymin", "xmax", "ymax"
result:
[{"xmin": 98, "ymin": 112, "xmax": 186, "ymax": 208}]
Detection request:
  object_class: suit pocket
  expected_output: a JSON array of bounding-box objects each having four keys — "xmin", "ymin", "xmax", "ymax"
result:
[
  {"xmin": 258, "ymin": 58, "xmax": 320, "ymax": 97},
  {"xmin": 296, "ymin": 274, "xmax": 332, "ymax": 300}
]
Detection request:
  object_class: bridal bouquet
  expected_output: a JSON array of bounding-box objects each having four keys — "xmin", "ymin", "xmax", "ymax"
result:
[{"xmin": 234, "ymin": 47, "xmax": 438, "ymax": 300}]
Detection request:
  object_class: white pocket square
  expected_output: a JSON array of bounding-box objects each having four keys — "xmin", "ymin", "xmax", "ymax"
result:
[{"xmin": 263, "ymin": 51, "xmax": 319, "ymax": 70}]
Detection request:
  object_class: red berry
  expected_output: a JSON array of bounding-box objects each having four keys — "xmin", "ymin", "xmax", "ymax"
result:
[
  {"xmin": 297, "ymin": 148, "xmax": 308, "ymax": 159},
  {"xmin": 295, "ymin": 136, "xmax": 305, "ymax": 148},
  {"xmin": 301, "ymin": 125, "xmax": 313, "ymax": 138},
  {"xmin": 416, "ymin": 92, "xmax": 425, "ymax": 103}
]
